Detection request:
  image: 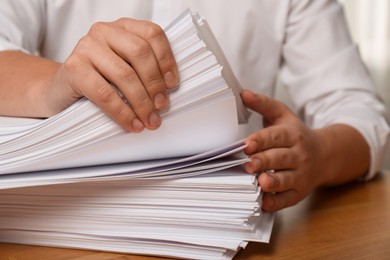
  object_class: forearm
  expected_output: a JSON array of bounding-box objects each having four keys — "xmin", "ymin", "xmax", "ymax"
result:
[
  {"xmin": 0, "ymin": 50, "xmax": 60, "ymax": 117},
  {"xmin": 314, "ymin": 124, "xmax": 370, "ymax": 187}
]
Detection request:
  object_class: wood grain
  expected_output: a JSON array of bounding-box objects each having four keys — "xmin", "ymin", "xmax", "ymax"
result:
[{"xmin": 1, "ymin": 172, "xmax": 390, "ymax": 259}]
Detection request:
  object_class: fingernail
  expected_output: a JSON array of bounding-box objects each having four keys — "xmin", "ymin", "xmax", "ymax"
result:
[
  {"xmin": 149, "ymin": 112, "xmax": 161, "ymax": 128},
  {"xmin": 164, "ymin": 71, "xmax": 178, "ymax": 88},
  {"xmin": 247, "ymin": 141, "xmax": 258, "ymax": 153},
  {"xmin": 154, "ymin": 92, "xmax": 168, "ymax": 110},
  {"xmin": 132, "ymin": 118, "xmax": 144, "ymax": 132},
  {"xmin": 244, "ymin": 162, "xmax": 253, "ymax": 173}
]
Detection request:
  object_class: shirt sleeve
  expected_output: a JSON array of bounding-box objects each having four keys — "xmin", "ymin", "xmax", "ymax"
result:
[
  {"xmin": 0, "ymin": 0, "xmax": 46, "ymax": 54},
  {"xmin": 280, "ymin": 0, "xmax": 390, "ymax": 179}
]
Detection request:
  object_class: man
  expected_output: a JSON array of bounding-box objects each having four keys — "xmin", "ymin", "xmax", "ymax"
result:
[{"xmin": 0, "ymin": 0, "xmax": 388, "ymax": 211}]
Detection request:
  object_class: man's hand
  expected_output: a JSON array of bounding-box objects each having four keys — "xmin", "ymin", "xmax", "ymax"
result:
[
  {"xmin": 241, "ymin": 89, "xmax": 370, "ymax": 212},
  {"xmin": 45, "ymin": 18, "xmax": 178, "ymax": 132},
  {"xmin": 241, "ymin": 89, "xmax": 324, "ymax": 212}
]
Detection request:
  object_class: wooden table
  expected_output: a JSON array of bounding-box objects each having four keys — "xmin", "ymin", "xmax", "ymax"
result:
[{"xmin": 1, "ymin": 171, "xmax": 390, "ymax": 259}]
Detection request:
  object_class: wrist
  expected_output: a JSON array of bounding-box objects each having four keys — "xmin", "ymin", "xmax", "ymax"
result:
[
  {"xmin": 313, "ymin": 124, "xmax": 370, "ymax": 187},
  {"xmin": 311, "ymin": 127, "xmax": 333, "ymax": 187}
]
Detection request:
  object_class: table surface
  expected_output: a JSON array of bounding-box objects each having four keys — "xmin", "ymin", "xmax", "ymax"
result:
[{"xmin": 1, "ymin": 171, "xmax": 390, "ymax": 259}]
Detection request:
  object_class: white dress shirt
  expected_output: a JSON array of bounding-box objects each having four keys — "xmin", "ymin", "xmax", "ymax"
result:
[{"xmin": 0, "ymin": 0, "xmax": 389, "ymax": 178}]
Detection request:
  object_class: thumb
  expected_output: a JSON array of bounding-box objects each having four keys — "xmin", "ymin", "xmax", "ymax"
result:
[{"xmin": 240, "ymin": 89, "xmax": 291, "ymax": 121}]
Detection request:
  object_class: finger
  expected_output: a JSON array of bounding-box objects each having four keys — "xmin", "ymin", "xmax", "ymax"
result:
[
  {"xmin": 257, "ymin": 170, "xmax": 296, "ymax": 193},
  {"xmin": 262, "ymin": 190, "xmax": 300, "ymax": 212},
  {"xmin": 89, "ymin": 22, "xmax": 169, "ymax": 112},
  {"xmin": 116, "ymin": 18, "xmax": 179, "ymax": 89},
  {"xmin": 74, "ymin": 35, "xmax": 161, "ymax": 130},
  {"xmin": 240, "ymin": 89, "xmax": 292, "ymax": 123},
  {"xmin": 244, "ymin": 147, "xmax": 297, "ymax": 173},
  {"xmin": 110, "ymin": 33, "xmax": 169, "ymax": 111},
  {"xmin": 244, "ymin": 125, "xmax": 295, "ymax": 155},
  {"xmin": 68, "ymin": 63, "xmax": 144, "ymax": 133}
]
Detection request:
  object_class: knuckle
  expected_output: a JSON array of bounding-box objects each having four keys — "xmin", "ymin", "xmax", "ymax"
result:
[
  {"xmin": 252, "ymin": 136, "xmax": 263, "ymax": 151},
  {"xmin": 258, "ymin": 153, "xmax": 270, "ymax": 170},
  {"xmin": 133, "ymin": 94, "xmax": 152, "ymax": 111},
  {"xmin": 109, "ymin": 102, "xmax": 135, "ymax": 132},
  {"xmin": 289, "ymin": 151, "xmax": 299, "ymax": 168},
  {"xmin": 89, "ymin": 21, "xmax": 108, "ymax": 34},
  {"xmin": 142, "ymin": 22, "xmax": 164, "ymax": 39},
  {"xmin": 268, "ymin": 131, "xmax": 281, "ymax": 147},
  {"xmin": 75, "ymin": 36, "xmax": 94, "ymax": 55},
  {"xmin": 117, "ymin": 103, "xmax": 131, "ymax": 118},
  {"xmin": 116, "ymin": 17, "xmax": 130, "ymax": 24},
  {"xmin": 291, "ymin": 129, "xmax": 305, "ymax": 144},
  {"xmin": 96, "ymin": 85, "xmax": 116, "ymax": 104},
  {"xmin": 279, "ymin": 150, "xmax": 289, "ymax": 164},
  {"xmin": 116, "ymin": 66, "xmax": 136, "ymax": 82},
  {"xmin": 116, "ymin": 104, "xmax": 133, "ymax": 127},
  {"xmin": 62, "ymin": 56, "xmax": 80, "ymax": 74},
  {"xmin": 299, "ymin": 153, "xmax": 311, "ymax": 165},
  {"xmin": 131, "ymin": 40, "xmax": 152, "ymax": 58},
  {"xmin": 272, "ymin": 175, "xmax": 280, "ymax": 189},
  {"xmin": 145, "ymin": 76, "xmax": 165, "ymax": 92},
  {"xmin": 296, "ymin": 132, "xmax": 305, "ymax": 143},
  {"xmin": 70, "ymin": 36, "xmax": 97, "ymax": 64},
  {"xmin": 159, "ymin": 53, "xmax": 176, "ymax": 69}
]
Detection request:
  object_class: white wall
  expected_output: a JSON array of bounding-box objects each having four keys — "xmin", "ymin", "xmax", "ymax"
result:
[
  {"xmin": 340, "ymin": 0, "xmax": 390, "ymax": 169},
  {"xmin": 341, "ymin": 0, "xmax": 390, "ymax": 105}
]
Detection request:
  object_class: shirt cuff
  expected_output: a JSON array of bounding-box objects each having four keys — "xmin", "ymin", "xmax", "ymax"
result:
[{"xmin": 306, "ymin": 90, "xmax": 390, "ymax": 180}]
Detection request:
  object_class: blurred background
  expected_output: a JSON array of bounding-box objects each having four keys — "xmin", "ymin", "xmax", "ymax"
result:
[
  {"xmin": 340, "ymin": 0, "xmax": 390, "ymax": 168},
  {"xmin": 277, "ymin": 0, "xmax": 390, "ymax": 169},
  {"xmin": 341, "ymin": 0, "xmax": 389, "ymax": 107}
]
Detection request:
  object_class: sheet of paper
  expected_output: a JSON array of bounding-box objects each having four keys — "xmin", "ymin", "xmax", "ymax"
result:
[
  {"xmin": 0, "ymin": 10, "xmax": 271, "ymax": 260},
  {"xmin": 0, "ymin": 141, "xmax": 247, "ymax": 189}
]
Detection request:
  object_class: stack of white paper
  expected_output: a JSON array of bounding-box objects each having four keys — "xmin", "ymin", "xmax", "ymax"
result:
[
  {"xmin": 0, "ymin": 170, "xmax": 274, "ymax": 260},
  {"xmin": 0, "ymin": 140, "xmax": 249, "ymax": 190},
  {"xmin": 0, "ymin": 9, "xmax": 249, "ymax": 175},
  {"xmin": 0, "ymin": 10, "xmax": 274, "ymax": 260}
]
